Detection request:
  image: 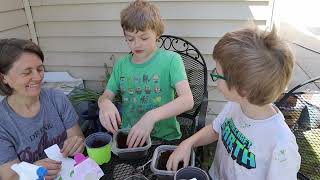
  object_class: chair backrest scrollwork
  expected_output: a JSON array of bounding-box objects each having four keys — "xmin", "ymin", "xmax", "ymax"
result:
[{"xmin": 158, "ymin": 35, "xmax": 208, "ymax": 118}]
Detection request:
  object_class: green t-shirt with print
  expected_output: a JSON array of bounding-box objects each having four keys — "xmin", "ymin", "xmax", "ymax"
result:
[{"xmin": 107, "ymin": 49, "xmax": 187, "ymax": 140}]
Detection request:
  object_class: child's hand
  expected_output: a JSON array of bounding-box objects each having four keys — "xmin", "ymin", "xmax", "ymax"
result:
[
  {"xmin": 99, "ymin": 99, "xmax": 121, "ymax": 134},
  {"xmin": 127, "ymin": 111, "xmax": 155, "ymax": 148},
  {"xmin": 166, "ymin": 140, "xmax": 193, "ymax": 171}
]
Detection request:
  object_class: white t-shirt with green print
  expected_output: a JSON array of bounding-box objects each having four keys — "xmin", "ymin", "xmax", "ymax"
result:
[
  {"xmin": 107, "ymin": 49, "xmax": 187, "ymax": 141},
  {"xmin": 210, "ymin": 101, "xmax": 301, "ymax": 180}
]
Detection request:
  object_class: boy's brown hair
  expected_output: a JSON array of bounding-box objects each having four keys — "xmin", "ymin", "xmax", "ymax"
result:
[
  {"xmin": 213, "ymin": 27, "xmax": 294, "ymax": 106},
  {"xmin": 0, "ymin": 38, "xmax": 44, "ymax": 96},
  {"xmin": 120, "ymin": 0, "xmax": 164, "ymax": 37}
]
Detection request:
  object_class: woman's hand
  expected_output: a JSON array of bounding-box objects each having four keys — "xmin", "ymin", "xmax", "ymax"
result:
[
  {"xmin": 166, "ymin": 140, "xmax": 193, "ymax": 171},
  {"xmin": 61, "ymin": 135, "xmax": 84, "ymax": 157},
  {"xmin": 99, "ymin": 98, "xmax": 121, "ymax": 134},
  {"xmin": 34, "ymin": 158, "xmax": 61, "ymax": 180},
  {"xmin": 127, "ymin": 111, "xmax": 155, "ymax": 148}
]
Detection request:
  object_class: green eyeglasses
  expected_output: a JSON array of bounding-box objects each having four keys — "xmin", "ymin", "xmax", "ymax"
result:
[{"xmin": 210, "ymin": 68, "xmax": 226, "ymax": 82}]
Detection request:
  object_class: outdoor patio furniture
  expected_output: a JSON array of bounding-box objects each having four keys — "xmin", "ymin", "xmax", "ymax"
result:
[
  {"xmin": 100, "ymin": 138, "xmax": 197, "ymax": 180},
  {"xmin": 157, "ymin": 35, "xmax": 208, "ymax": 144},
  {"xmin": 275, "ymin": 76, "xmax": 320, "ymax": 180}
]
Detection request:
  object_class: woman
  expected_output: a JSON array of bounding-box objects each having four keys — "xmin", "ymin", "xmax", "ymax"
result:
[{"xmin": 0, "ymin": 38, "xmax": 84, "ymax": 180}]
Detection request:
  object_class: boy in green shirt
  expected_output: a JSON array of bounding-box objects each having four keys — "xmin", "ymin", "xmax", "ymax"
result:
[{"xmin": 98, "ymin": 0, "xmax": 194, "ymax": 148}]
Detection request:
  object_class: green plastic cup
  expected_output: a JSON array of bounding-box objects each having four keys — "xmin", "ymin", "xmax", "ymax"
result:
[{"xmin": 85, "ymin": 132, "xmax": 112, "ymax": 165}]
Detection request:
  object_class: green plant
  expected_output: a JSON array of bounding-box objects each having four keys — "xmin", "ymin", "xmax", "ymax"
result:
[
  {"xmin": 69, "ymin": 56, "xmax": 121, "ymax": 105},
  {"xmin": 69, "ymin": 87, "xmax": 101, "ymax": 105}
]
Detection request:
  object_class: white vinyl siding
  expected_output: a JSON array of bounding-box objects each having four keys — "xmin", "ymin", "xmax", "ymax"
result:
[{"xmin": 0, "ymin": 0, "xmax": 30, "ymax": 39}]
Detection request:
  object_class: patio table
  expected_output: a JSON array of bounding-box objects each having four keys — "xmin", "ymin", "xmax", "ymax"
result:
[
  {"xmin": 98, "ymin": 138, "xmax": 201, "ymax": 180},
  {"xmin": 275, "ymin": 78, "xmax": 320, "ymax": 180}
]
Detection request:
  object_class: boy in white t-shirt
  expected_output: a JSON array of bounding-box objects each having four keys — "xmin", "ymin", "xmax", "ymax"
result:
[{"xmin": 166, "ymin": 27, "xmax": 301, "ymax": 180}]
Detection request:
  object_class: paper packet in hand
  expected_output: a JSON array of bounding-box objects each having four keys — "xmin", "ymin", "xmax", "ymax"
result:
[{"xmin": 44, "ymin": 144, "xmax": 75, "ymax": 180}]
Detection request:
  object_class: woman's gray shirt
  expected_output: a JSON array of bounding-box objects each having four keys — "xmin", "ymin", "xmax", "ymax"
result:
[{"xmin": 0, "ymin": 89, "xmax": 78, "ymax": 164}]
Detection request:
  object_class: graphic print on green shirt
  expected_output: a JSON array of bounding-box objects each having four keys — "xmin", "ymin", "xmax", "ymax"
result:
[
  {"xmin": 221, "ymin": 118, "xmax": 256, "ymax": 169},
  {"xmin": 120, "ymin": 73, "xmax": 163, "ymax": 122},
  {"xmin": 107, "ymin": 49, "xmax": 187, "ymax": 140}
]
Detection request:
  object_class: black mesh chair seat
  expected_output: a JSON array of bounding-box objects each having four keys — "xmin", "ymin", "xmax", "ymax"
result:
[
  {"xmin": 275, "ymin": 76, "xmax": 320, "ymax": 180},
  {"xmin": 177, "ymin": 116, "xmax": 194, "ymax": 140}
]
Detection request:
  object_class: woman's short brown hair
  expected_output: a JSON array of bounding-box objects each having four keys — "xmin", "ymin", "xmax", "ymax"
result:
[
  {"xmin": 0, "ymin": 38, "xmax": 44, "ymax": 96},
  {"xmin": 213, "ymin": 27, "xmax": 294, "ymax": 106},
  {"xmin": 120, "ymin": 0, "xmax": 164, "ymax": 37}
]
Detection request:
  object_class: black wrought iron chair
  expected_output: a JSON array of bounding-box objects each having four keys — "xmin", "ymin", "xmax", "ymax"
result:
[
  {"xmin": 275, "ymin": 76, "xmax": 320, "ymax": 180},
  {"xmin": 157, "ymin": 35, "xmax": 208, "ymax": 166},
  {"xmin": 157, "ymin": 35, "xmax": 208, "ymax": 139}
]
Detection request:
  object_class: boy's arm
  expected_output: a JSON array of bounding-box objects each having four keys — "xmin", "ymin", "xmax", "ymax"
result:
[
  {"xmin": 98, "ymin": 89, "xmax": 115, "ymax": 104},
  {"xmin": 185, "ymin": 124, "xmax": 219, "ymax": 148},
  {"xmin": 126, "ymin": 80, "xmax": 193, "ymax": 147},
  {"xmin": 167, "ymin": 101, "xmax": 232, "ymax": 170},
  {"xmin": 151, "ymin": 79, "xmax": 194, "ymax": 122},
  {"xmin": 166, "ymin": 124, "xmax": 218, "ymax": 171}
]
